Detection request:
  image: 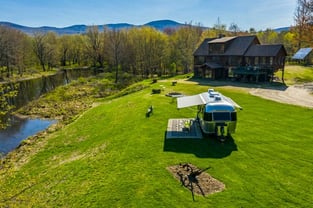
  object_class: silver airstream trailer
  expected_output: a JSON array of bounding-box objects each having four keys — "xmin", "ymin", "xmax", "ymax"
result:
[{"xmin": 177, "ymin": 89, "xmax": 242, "ymax": 138}]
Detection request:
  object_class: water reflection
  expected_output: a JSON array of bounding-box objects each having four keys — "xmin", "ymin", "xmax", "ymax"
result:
[{"xmin": 0, "ymin": 116, "xmax": 56, "ymax": 156}]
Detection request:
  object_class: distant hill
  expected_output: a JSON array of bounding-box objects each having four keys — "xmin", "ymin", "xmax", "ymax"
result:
[
  {"xmin": 0, "ymin": 20, "xmax": 184, "ymax": 35},
  {"xmin": 144, "ymin": 20, "xmax": 183, "ymax": 31},
  {"xmin": 0, "ymin": 20, "xmax": 290, "ymax": 35},
  {"xmin": 274, "ymin": 27, "xmax": 290, "ymax": 33}
]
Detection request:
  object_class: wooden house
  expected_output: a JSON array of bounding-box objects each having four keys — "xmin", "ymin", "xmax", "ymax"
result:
[{"xmin": 193, "ymin": 35, "xmax": 287, "ymax": 82}]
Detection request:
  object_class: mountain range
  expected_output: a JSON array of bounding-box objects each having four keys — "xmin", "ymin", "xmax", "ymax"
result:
[
  {"xmin": 0, "ymin": 20, "xmax": 290, "ymax": 35},
  {"xmin": 0, "ymin": 20, "xmax": 184, "ymax": 35}
]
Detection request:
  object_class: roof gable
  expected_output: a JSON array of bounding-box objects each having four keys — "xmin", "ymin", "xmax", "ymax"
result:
[
  {"xmin": 193, "ymin": 38, "xmax": 215, "ymax": 56},
  {"xmin": 223, "ymin": 36, "xmax": 260, "ymax": 56}
]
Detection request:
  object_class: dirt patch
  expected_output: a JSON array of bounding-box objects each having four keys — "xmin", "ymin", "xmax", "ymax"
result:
[
  {"xmin": 250, "ymin": 85, "xmax": 313, "ymax": 108},
  {"xmin": 167, "ymin": 163, "xmax": 225, "ymax": 198}
]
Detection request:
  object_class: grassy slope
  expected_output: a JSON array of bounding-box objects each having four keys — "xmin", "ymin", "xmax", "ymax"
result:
[{"xmin": 1, "ymin": 80, "xmax": 313, "ymax": 207}]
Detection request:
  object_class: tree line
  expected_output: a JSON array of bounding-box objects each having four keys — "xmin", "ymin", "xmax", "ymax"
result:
[
  {"xmin": 0, "ymin": 24, "xmax": 203, "ymax": 83},
  {"xmin": 1, "ymin": 1, "xmax": 313, "ymax": 83}
]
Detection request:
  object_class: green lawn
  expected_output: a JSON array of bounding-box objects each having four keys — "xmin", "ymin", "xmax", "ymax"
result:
[
  {"xmin": 1, "ymin": 79, "xmax": 313, "ymax": 207},
  {"xmin": 277, "ymin": 65, "xmax": 313, "ymax": 85}
]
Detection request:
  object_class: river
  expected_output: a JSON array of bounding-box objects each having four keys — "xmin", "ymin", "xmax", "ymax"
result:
[
  {"xmin": 0, "ymin": 67, "xmax": 97, "ymax": 156},
  {"xmin": 4, "ymin": 68, "xmax": 97, "ymax": 109},
  {"xmin": 0, "ymin": 116, "xmax": 56, "ymax": 156}
]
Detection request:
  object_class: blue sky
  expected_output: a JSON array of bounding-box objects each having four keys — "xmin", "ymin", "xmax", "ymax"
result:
[{"xmin": 0, "ymin": 0, "xmax": 297, "ymax": 30}]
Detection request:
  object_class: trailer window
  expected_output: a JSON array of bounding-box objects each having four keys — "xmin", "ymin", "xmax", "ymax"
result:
[
  {"xmin": 231, "ymin": 112, "xmax": 237, "ymax": 121},
  {"xmin": 203, "ymin": 112, "xmax": 212, "ymax": 121},
  {"xmin": 213, "ymin": 112, "xmax": 231, "ymax": 121}
]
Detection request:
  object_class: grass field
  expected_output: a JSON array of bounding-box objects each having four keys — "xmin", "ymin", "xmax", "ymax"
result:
[
  {"xmin": 1, "ymin": 78, "xmax": 313, "ymax": 207},
  {"xmin": 277, "ymin": 65, "xmax": 313, "ymax": 85}
]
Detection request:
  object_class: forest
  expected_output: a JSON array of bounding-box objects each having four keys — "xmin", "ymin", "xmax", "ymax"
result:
[
  {"xmin": 1, "ymin": 0, "xmax": 313, "ymax": 82},
  {"xmin": 0, "ymin": 22, "xmax": 312, "ymax": 80},
  {"xmin": 0, "ymin": 3, "xmax": 312, "ymax": 83}
]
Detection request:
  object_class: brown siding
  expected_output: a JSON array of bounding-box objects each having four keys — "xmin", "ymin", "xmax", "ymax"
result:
[{"xmin": 193, "ymin": 35, "xmax": 286, "ymax": 81}]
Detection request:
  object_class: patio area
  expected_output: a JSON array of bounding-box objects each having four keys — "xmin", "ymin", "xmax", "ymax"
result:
[{"xmin": 166, "ymin": 118, "xmax": 203, "ymax": 139}]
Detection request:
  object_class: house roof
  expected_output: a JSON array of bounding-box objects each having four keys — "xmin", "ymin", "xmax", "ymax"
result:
[
  {"xmin": 292, "ymin": 48, "xmax": 313, "ymax": 60},
  {"xmin": 193, "ymin": 38, "xmax": 215, "ymax": 56},
  {"xmin": 245, "ymin": 44, "xmax": 287, "ymax": 57},
  {"xmin": 194, "ymin": 35, "xmax": 287, "ymax": 58},
  {"xmin": 208, "ymin": 36, "xmax": 236, "ymax": 43},
  {"xmin": 223, "ymin": 36, "xmax": 259, "ymax": 56}
]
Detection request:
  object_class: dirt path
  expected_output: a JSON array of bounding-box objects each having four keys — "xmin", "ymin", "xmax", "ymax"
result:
[{"xmin": 249, "ymin": 84, "xmax": 313, "ymax": 108}]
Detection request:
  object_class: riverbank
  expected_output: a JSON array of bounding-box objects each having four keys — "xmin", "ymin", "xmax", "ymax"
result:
[
  {"xmin": 0, "ymin": 69, "xmax": 58, "ymax": 84},
  {"xmin": 0, "ymin": 78, "xmax": 96, "ymax": 159},
  {"xmin": 0, "ymin": 73, "xmax": 146, "ymax": 159}
]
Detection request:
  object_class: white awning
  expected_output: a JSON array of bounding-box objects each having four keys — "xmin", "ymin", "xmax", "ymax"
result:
[
  {"xmin": 177, "ymin": 94, "xmax": 205, "ymax": 108},
  {"xmin": 177, "ymin": 92, "xmax": 243, "ymax": 110}
]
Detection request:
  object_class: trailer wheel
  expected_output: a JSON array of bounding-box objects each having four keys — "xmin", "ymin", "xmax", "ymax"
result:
[{"xmin": 221, "ymin": 126, "xmax": 225, "ymax": 136}]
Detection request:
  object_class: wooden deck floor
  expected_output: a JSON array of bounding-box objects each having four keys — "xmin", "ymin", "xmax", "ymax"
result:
[{"xmin": 166, "ymin": 118, "xmax": 203, "ymax": 139}]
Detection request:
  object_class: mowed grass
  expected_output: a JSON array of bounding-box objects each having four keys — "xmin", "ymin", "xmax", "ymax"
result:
[
  {"xmin": 276, "ymin": 65, "xmax": 313, "ymax": 85},
  {"xmin": 1, "ymin": 80, "xmax": 313, "ymax": 207}
]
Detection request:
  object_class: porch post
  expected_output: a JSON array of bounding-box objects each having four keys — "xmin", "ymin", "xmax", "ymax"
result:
[
  {"xmin": 281, "ymin": 57, "xmax": 285, "ymax": 84},
  {"xmin": 281, "ymin": 66, "xmax": 285, "ymax": 83}
]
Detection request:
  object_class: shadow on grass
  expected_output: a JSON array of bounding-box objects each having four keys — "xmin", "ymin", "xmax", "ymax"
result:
[
  {"xmin": 163, "ymin": 134, "xmax": 238, "ymax": 158},
  {"xmin": 187, "ymin": 77, "xmax": 288, "ymax": 91}
]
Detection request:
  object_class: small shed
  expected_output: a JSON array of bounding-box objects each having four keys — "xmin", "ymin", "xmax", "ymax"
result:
[{"xmin": 292, "ymin": 48, "xmax": 313, "ymax": 65}]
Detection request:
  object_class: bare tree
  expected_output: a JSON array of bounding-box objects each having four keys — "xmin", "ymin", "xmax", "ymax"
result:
[
  {"xmin": 104, "ymin": 28, "xmax": 125, "ymax": 83},
  {"xmin": 0, "ymin": 26, "xmax": 29, "ymax": 77},
  {"xmin": 249, "ymin": 28, "xmax": 257, "ymax": 34},
  {"xmin": 0, "ymin": 26, "xmax": 12, "ymax": 77},
  {"xmin": 45, "ymin": 32, "xmax": 58, "ymax": 69},
  {"xmin": 86, "ymin": 26, "xmax": 104, "ymax": 67},
  {"xmin": 213, "ymin": 17, "xmax": 227, "ymax": 37},
  {"xmin": 69, "ymin": 35, "xmax": 85, "ymax": 66},
  {"xmin": 293, "ymin": 0, "xmax": 313, "ymax": 49},
  {"xmin": 229, "ymin": 23, "xmax": 240, "ymax": 36},
  {"xmin": 32, "ymin": 32, "xmax": 48, "ymax": 71},
  {"xmin": 58, "ymin": 35, "xmax": 71, "ymax": 66}
]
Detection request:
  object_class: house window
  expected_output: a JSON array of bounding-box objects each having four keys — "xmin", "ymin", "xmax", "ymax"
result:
[
  {"xmin": 209, "ymin": 43, "xmax": 225, "ymax": 54},
  {"xmin": 212, "ymin": 56, "xmax": 220, "ymax": 63},
  {"xmin": 229, "ymin": 56, "xmax": 240, "ymax": 66},
  {"xmin": 195, "ymin": 56, "xmax": 205, "ymax": 64},
  {"xmin": 270, "ymin": 57, "xmax": 273, "ymax": 65}
]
